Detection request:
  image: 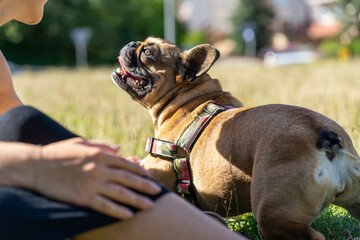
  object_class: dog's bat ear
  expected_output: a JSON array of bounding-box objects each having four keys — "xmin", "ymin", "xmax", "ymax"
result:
[{"xmin": 178, "ymin": 44, "xmax": 220, "ymax": 83}]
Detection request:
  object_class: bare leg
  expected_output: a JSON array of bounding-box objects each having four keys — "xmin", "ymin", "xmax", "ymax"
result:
[{"xmin": 75, "ymin": 193, "xmax": 246, "ymax": 240}]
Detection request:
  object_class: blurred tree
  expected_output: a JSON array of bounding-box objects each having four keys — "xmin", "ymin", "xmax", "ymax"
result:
[
  {"xmin": 0, "ymin": 0, "xmax": 164, "ymax": 65},
  {"xmin": 338, "ymin": 0, "xmax": 360, "ymax": 31},
  {"xmin": 338, "ymin": 0, "xmax": 360, "ymax": 40},
  {"xmin": 335, "ymin": 0, "xmax": 360, "ymax": 56},
  {"xmin": 231, "ymin": 0, "xmax": 273, "ymax": 55}
]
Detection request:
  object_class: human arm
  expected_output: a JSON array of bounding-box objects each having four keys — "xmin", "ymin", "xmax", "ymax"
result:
[
  {"xmin": 0, "ymin": 137, "xmax": 162, "ymax": 219},
  {"xmin": 0, "ymin": 50, "xmax": 23, "ymax": 114}
]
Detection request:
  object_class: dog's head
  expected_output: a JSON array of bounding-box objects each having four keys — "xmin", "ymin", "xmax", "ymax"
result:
[{"xmin": 111, "ymin": 37, "xmax": 219, "ymax": 106}]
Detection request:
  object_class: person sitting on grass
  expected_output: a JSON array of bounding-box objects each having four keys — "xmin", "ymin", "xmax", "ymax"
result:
[{"xmin": 0, "ymin": 0, "xmax": 247, "ymax": 239}]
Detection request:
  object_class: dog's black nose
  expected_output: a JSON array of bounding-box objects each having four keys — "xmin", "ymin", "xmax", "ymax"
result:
[{"xmin": 127, "ymin": 41, "xmax": 141, "ymax": 48}]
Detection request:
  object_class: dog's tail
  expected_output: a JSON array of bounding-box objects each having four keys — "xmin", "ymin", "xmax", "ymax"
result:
[
  {"xmin": 317, "ymin": 129, "xmax": 359, "ymax": 161},
  {"xmin": 316, "ymin": 130, "xmax": 343, "ymax": 160}
]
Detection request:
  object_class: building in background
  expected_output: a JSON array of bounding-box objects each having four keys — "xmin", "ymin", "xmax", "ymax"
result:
[
  {"xmin": 306, "ymin": 0, "xmax": 342, "ymax": 41},
  {"xmin": 267, "ymin": 0, "xmax": 312, "ymax": 40},
  {"xmin": 268, "ymin": 0, "xmax": 342, "ymax": 40},
  {"xmin": 177, "ymin": 0, "xmax": 357, "ymax": 62},
  {"xmin": 178, "ymin": 0, "xmax": 343, "ymax": 43}
]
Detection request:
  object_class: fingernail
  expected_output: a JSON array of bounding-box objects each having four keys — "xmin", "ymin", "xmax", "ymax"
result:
[
  {"xmin": 150, "ymin": 182, "xmax": 162, "ymax": 193},
  {"xmin": 123, "ymin": 209, "xmax": 134, "ymax": 218},
  {"xmin": 110, "ymin": 145, "xmax": 120, "ymax": 152},
  {"xmin": 143, "ymin": 198, "xmax": 154, "ymax": 208}
]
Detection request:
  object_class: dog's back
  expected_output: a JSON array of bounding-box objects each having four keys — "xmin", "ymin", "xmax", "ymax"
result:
[{"xmin": 191, "ymin": 103, "xmax": 360, "ymax": 239}]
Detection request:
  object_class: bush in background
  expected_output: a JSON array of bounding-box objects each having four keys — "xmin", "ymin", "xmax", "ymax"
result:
[
  {"xmin": 319, "ymin": 38, "xmax": 360, "ymax": 59},
  {"xmin": 178, "ymin": 30, "xmax": 206, "ymax": 49},
  {"xmin": 319, "ymin": 39, "xmax": 343, "ymax": 58},
  {"xmin": 350, "ymin": 38, "xmax": 360, "ymax": 57}
]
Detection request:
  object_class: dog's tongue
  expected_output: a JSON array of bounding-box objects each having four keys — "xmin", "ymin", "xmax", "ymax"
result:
[
  {"xmin": 118, "ymin": 56, "xmax": 141, "ymax": 80},
  {"xmin": 117, "ymin": 56, "xmax": 128, "ymax": 76},
  {"xmin": 117, "ymin": 56, "xmax": 143, "ymax": 89}
]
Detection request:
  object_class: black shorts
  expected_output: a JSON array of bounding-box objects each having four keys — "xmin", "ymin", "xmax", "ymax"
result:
[{"xmin": 0, "ymin": 106, "xmax": 169, "ymax": 240}]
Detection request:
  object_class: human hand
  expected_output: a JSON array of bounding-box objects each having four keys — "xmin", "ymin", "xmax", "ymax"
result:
[
  {"xmin": 122, "ymin": 155, "xmax": 142, "ymax": 165},
  {"xmin": 33, "ymin": 137, "xmax": 161, "ymax": 219}
]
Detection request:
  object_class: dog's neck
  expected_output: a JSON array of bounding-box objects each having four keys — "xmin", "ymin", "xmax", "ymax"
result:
[{"xmin": 149, "ymin": 74, "xmax": 242, "ymax": 135}]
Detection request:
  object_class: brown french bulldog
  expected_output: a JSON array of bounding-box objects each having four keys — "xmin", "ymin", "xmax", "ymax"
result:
[{"xmin": 111, "ymin": 37, "xmax": 360, "ymax": 240}]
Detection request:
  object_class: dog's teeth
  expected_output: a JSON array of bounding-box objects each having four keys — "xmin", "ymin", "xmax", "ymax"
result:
[{"xmin": 116, "ymin": 68, "xmax": 121, "ymax": 73}]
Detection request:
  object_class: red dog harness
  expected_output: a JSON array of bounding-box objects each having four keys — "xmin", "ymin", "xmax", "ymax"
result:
[{"xmin": 145, "ymin": 102, "xmax": 232, "ymax": 203}]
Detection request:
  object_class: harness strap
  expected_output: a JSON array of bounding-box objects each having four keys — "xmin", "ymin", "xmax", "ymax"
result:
[
  {"xmin": 176, "ymin": 103, "xmax": 225, "ymax": 151},
  {"xmin": 145, "ymin": 102, "xmax": 228, "ymax": 204},
  {"xmin": 174, "ymin": 157, "xmax": 191, "ymax": 195}
]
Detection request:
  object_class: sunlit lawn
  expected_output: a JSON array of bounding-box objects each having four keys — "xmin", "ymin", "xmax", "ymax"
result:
[{"xmin": 13, "ymin": 59, "xmax": 360, "ymax": 239}]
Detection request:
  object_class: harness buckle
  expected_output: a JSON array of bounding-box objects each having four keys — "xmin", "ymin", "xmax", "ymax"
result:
[
  {"xmin": 176, "ymin": 179, "xmax": 191, "ymax": 195},
  {"xmin": 145, "ymin": 137, "xmax": 155, "ymax": 154}
]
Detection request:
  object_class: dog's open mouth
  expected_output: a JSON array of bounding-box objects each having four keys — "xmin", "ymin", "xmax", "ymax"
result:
[{"xmin": 112, "ymin": 56, "xmax": 147, "ymax": 89}]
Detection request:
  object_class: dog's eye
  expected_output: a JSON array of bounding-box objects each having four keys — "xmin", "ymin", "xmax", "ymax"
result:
[{"xmin": 143, "ymin": 49, "xmax": 151, "ymax": 56}]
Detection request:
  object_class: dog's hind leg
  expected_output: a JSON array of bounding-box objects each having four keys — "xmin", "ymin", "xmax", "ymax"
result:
[
  {"xmin": 251, "ymin": 186, "xmax": 326, "ymax": 239},
  {"xmin": 250, "ymin": 152, "xmax": 327, "ymax": 240}
]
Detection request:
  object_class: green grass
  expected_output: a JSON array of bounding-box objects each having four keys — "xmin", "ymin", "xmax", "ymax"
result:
[
  {"xmin": 227, "ymin": 213, "xmax": 262, "ymax": 239},
  {"xmin": 312, "ymin": 205, "xmax": 360, "ymax": 239},
  {"xmin": 13, "ymin": 59, "xmax": 360, "ymax": 239},
  {"xmin": 226, "ymin": 205, "xmax": 360, "ymax": 239}
]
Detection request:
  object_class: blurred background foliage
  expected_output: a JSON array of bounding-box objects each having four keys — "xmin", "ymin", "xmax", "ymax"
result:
[
  {"xmin": 1, "ymin": 0, "xmax": 360, "ymax": 65},
  {"xmin": 0, "ymin": 0, "xmax": 167, "ymax": 65},
  {"xmin": 231, "ymin": 0, "xmax": 273, "ymax": 54},
  {"xmin": 325, "ymin": 0, "xmax": 360, "ymax": 58}
]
